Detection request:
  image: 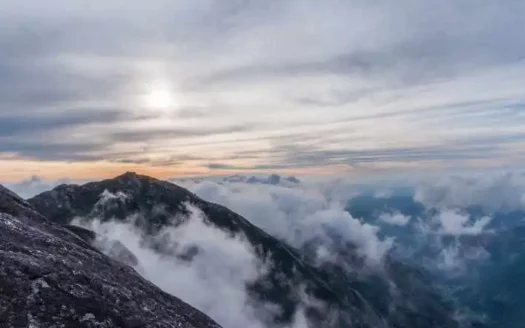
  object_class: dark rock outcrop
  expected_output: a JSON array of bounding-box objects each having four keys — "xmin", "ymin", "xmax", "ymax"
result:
[
  {"xmin": 0, "ymin": 184, "xmax": 221, "ymax": 328},
  {"xmin": 64, "ymin": 224, "xmax": 97, "ymax": 243},
  {"xmin": 96, "ymin": 238, "xmax": 140, "ymax": 267},
  {"xmin": 29, "ymin": 172, "xmax": 460, "ymax": 328},
  {"xmin": 63, "ymin": 224, "xmax": 139, "ymax": 266}
]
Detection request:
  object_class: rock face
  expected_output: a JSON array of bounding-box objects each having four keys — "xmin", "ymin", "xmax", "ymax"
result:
[
  {"xmin": 0, "ymin": 184, "xmax": 221, "ymax": 328},
  {"xmin": 63, "ymin": 224, "xmax": 139, "ymax": 266},
  {"xmin": 64, "ymin": 224, "xmax": 97, "ymax": 243},
  {"xmin": 29, "ymin": 172, "xmax": 460, "ymax": 328}
]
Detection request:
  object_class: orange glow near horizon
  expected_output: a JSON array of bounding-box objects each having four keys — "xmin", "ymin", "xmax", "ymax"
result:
[
  {"xmin": 0, "ymin": 157, "xmax": 519, "ymax": 183},
  {"xmin": 0, "ymin": 160, "xmax": 202, "ymax": 182},
  {"xmin": 0, "ymin": 159, "xmax": 357, "ymax": 183}
]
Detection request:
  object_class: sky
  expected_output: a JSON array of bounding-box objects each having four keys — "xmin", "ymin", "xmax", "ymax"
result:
[{"xmin": 1, "ymin": 0, "xmax": 525, "ymax": 181}]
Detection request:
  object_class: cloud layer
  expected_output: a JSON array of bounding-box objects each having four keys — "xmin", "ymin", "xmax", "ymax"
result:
[
  {"xmin": 75, "ymin": 205, "xmax": 277, "ymax": 328},
  {"xmin": 1, "ymin": 1, "xmax": 525, "ymax": 179},
  {"xmin": 183, "ymin": 179, "xmax": 393, "ymax": 265},
  {"xmin": 18, "ymin": 170, "xmax": 522, "ymax": 327}
]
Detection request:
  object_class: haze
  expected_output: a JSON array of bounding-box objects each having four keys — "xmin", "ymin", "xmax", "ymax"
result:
[{"xmin": 1, "ymin": 0, "xmax": 525, "ymax": 182}]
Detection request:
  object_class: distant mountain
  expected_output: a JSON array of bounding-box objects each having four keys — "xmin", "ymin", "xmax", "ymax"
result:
[
  {"xmin": 29, "ymin": 172, "xmax": 460, "ymax": 328},
  {"xmin": 0, "ymin": 184, "xmax": 221, "ymax": 328},
  {"xmin": 242, "ymin": 174, "xmax": 300, "ymax": 185},
  {"xmin": 176, "ymin": 174, "xmax": 301, "ymax": 186},
  {"xmin": 441, "ymin": 226, "xmax": 525, "ymax": 328},
  {"xmin": 347, "ymin": 192, "xmax": 525, "ymax": 327}
]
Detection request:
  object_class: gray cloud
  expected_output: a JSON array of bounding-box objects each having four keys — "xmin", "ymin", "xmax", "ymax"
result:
[
  {"xmin": 207, "ymin": 163, "xmax": 241, "ymax": 170},
  {"xmin": 198, "ymin": 133, "xmax": 525, "ymax": 173},
  {"xmin": 414, "ymin": 171, "xmax": 525, "ymax": 212},
  {"xmin": 0, "ymin": 110, "xmax": 126, "ymax": 137},
  {"xmin": 0, "ymin": 141, "xmax": 108, "ymax": 161},
  {"xmin": 1, "ymin": 0, "xmax": 525, "ymax": 170},
  {"xmin": 108, "ymin": 124, "xmax": 254, "ymax": 143},
  {"xmin": 189, "ymin": 1, "xmax": 525, "ymax": 88},
  {"xmin": 3, "ymin": 175, "xmax": 77, "ymax": 198}
]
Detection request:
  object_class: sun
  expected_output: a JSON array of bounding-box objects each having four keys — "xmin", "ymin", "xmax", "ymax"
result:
[{"xmin": 144, "ymin": 86, "xmax": 177, "ymax": 111}]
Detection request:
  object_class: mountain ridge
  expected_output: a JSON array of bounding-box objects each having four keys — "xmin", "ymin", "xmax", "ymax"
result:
[
  {"xmin": 0, "ymin": 182, "xmax": 222, "ymax": 328},
  {"xmin": 29, "ymin": 172, "xmax": 347, "ymax": 324},
  {"xmin": 28, "ymin": 172, "xmax": 460, "ymax": 328}
]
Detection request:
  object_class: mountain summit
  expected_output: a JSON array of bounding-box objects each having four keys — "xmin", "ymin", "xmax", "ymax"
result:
[
  {"xmin": 28, "ymin": 173, "xmax": 460, "ymax": 328},
  {"xmin": 0, "ymin": 183, "xmax": 221, "ymax": 328}
]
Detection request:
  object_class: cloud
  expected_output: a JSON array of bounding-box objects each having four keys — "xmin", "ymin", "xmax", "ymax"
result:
[
  {"xmin": 73, "ymin": 202, "xmax": 312, "ymax": 328},
  {"xmin": 432, "ymin": 238, "xmax": 491, "ymax": 275},
  {"xmin": 435, "ymin": 211, "xmax": 492, "ymax": 236},
  {"xmin": 414, "ymin": 171, "xmax": 525, "ymax": 212},
  {"xmin": 14, "ymin": 171, "xmax": 525, "ymax": 325},
  {"xmin": 183, "ymin": 179, "xmax": 393, "ymax": 265},
  {"xmin": 379, "ymin": 212, "xmax": 411, "ymax": 226},
  {"xmin": 97, "ymin": 189, "xmax": 128, "ymax": 204},
  {"xmin": 212, "ymin": 174, "xmax": 300, "ymax": 186},
  {"xmin": 3, "ymin": 175, "xmax": 75, "ymax": 198},
  {"xmin": 1, "ymin": 1, "xmax": 525, "ymax": 174},
  {"xmin": 0, "ymin": 110, "xmax": 126, "ymax": 138}
]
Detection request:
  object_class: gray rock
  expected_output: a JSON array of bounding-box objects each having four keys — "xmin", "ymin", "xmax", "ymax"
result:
[
  {"xmin": 95, "ymin": 238, "xmax": 140, "ymax": 267},
  {"xmin": 64, "ymin": 224, "xmax": 97, "ymax": 243},
  {"xmin": 63, "ymin": 224, "xmax": 139, "ymax": 267},
  {"xmin": 0, "ymin": 184, "xmax": 221, "ymax": 328}
]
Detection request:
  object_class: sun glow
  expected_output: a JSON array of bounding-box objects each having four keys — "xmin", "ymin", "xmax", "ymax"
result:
[{"xmin": 144, "ymin": 85, "xmax": 177, "ymax": 111}]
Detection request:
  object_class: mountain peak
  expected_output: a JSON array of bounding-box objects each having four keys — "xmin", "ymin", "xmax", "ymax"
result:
[
  {"xmin": 108, "ymin": 171, "xmax": 165, "ymax": 191},
  {"xmin": 116, "ymin": 171, "xmax": 148, "ymax": 181},
  {"xmin": 0, "ymin": 184, "xmax": 222, "ymax": 328},
  {"xmin": 0, "ymin": 184, "xmax": 44, "ymax": 219}
]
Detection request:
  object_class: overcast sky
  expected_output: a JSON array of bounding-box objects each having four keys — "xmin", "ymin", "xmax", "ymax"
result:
[{"xmin": 1, "ymin": 0, "xmax": 525, "ymax": 181}]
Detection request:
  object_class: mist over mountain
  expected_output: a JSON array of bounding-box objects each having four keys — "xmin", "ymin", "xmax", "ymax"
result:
[
  {"xmin": 181, "ymin": 171, "xmax": 525, "ymax": 327},
  {"xmin": 2, "ymin": 1, "xmax": 525, "ymax": 327},
  {"xmin": 27, "ymin": 172, "xmax": 459, "ymax": 328},
  {"xmin": 2, "ymin": 170, "xmax": 525, "ymax": 327},
  {"xmin": 173, "ymin": 174, "xmax": 301, "ymax": 188}
]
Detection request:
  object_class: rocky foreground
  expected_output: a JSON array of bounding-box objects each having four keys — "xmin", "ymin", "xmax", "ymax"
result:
[{"xmin": 0, "ymin": 184, "xmax": 221, "ymax": 328}]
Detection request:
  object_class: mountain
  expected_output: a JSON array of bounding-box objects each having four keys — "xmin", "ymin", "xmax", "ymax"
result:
[
  {"xmin": 0, "ymin": 184, "xmax": 221, "ymax": 328},
  {"xmin": 346, "ymin": 191, "xmax": 525, "ymax": 327},
  {"xmin": 445, "ymin": 226, "xmax": 525, "ymax": 327},
  {"xmin": 175, "ymin": 174, "xmax": 301, "ymax": 186},
  {"xmin": 29, "ymin": 172, "xmax": 460, "ymax": 328}
]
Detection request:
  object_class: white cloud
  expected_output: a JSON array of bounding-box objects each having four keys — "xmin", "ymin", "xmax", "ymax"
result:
[
  {"xmin": 414, "ymin": 171, "xmax": 525, "ymax": 212},
  {"xmin": 17, "ymin": 171, "xmax": 525, "ymax": 326},
  {"xmin": 73, "ymin": 203, "xmax": 310, "ymax": 328},
  {"xmin": 435, "ymin": 211, "xmax": 492, "ymax": 236},
  {"xmin": 2, "ymin": 1, "xmax": 525, "ymax": 172},
  {"xmin": 304, "ymin": 207, "xmax": 393, "ymax": 265},
  {"xmin": 3, "ymin": 176, "xmax": 73, "ymax": 199},
  {"xmin": 184, "ymin": 180, "xmax": 392, "ymax": 265},
  {"xmin": 97, "ymin": 189, "xmax": 128, "ymax": 204},
  {"xmin": 435, "ymin": 242, "xmax": 463, "ymax": 273},
  {"xmin": 379, "ymin": 212, "xmax": 411, "ymax": 226}
]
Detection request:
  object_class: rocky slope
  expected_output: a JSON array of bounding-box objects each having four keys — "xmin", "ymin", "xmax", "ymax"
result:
[
  {"xmin": 29, "ymin": 172, "xmax": 460, "ymax": 328},
  {"xmin": 0, "ymin": 184, "xmax": 221, "ymax": 328}
]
